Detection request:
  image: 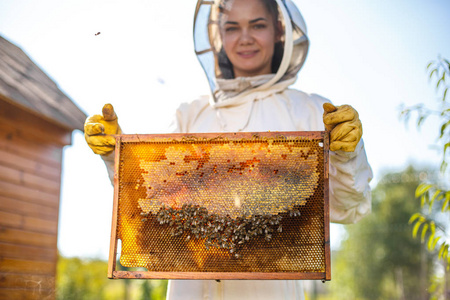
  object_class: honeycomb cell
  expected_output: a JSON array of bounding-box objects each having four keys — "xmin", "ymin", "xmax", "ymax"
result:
[{"xmin": 111, "ymin": 132, "xmax": 329, "ymax": 279}]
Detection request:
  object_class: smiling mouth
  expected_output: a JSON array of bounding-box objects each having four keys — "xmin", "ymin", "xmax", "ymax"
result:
[{"xmin": 237, "ymin": 50, "xmax": 259, "ymax": 58}]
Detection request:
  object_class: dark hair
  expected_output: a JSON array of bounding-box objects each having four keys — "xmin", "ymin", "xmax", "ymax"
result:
[
  {"xmin": 218, "ymin": 0, "xmax": 284, "ymax": 79},
  {"xmin": 260, "ymin": 0, "xmax": 280, "ymax": 27},
  {"xmin": 218, "ymin": 48, "xmax": 235, "ymax": 79},
  {"xmin": 219, "ymin": 0, "xmax": 280, "ymax": 23}
]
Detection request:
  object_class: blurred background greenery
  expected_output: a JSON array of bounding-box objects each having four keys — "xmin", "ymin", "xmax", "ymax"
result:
[{"xmin": 56, "ymin": 257, "xmax": 168, "ymax": 300}]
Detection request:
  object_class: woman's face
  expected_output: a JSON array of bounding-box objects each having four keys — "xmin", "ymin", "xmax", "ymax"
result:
[{"xmin": 220, "ymin": 0, "xmax": 279, "ymax": 78}]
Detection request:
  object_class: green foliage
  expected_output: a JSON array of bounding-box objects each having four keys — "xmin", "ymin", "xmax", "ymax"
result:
[
  {"xmin": 56, "ymin": 255, "xmax": 168, "ymax": 300},
  {"xmin": 400, "ymin": 56, "xmax": 450, "ymax": 172},
  {"xmin": 329, "ymin": 167, "xmax": 434, "ymax": 300},
  {"xmin": 56, "ymin": 256, "xmax": 107, "ymax": 300},
  {"xmin": 140, "ymin": 280, "xmax": 152, "ymax": 300},
  {"xmin": 400, "ymin": 57, "xmax": 450, "ymax": 269},
  {"xmin": 408, "ymin": 183, "xmax": 450, "ymax": 267}
]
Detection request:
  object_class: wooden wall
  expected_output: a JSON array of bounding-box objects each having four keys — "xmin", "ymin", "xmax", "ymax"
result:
[{"xmin": 0, "ymin": 99, "xmax": 72, "ymax": 299}]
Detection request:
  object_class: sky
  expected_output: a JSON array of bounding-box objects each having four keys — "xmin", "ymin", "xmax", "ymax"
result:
[{"xmin": 1, "ymin": 0, "xmax": 449, "ymax": 260}]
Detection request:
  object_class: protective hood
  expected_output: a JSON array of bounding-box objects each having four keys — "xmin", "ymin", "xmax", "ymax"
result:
[{"xmin": 193, "ymin": 0, "xmax": 309, "ymax": 104}]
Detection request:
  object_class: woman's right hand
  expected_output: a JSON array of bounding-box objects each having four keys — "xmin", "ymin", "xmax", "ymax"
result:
[{"xmin": 84, "ymin": 104, "xmax": 122, "ymax": 155}]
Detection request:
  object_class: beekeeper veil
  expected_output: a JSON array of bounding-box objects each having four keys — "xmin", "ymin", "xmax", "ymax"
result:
[{"xmin": 193, "ymin": 0, "xmax": 309, "ymax": 102}]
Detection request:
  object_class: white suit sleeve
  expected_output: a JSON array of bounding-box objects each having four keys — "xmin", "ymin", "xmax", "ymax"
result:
[
  {"xmin": 328, "ymin": 139, "xmax": 373, "ymax": 224},
  {"xmin": 101, "ymin": 151, "xmax": 115, "ymax": 185}
]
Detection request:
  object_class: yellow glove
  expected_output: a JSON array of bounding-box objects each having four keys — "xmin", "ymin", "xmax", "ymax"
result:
[
  {"xmin": 323, "ymin": 103, "xmax": 362, "ymax": 152},
  {"xmin": 84, "ymin": 104, "xmax": 122, "ymax": 155}
]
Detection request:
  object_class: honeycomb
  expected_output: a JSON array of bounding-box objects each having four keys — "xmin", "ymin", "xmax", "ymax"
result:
[{"xmin": 110, "ymin": 132, "xmax": 329, "ymax": 279}]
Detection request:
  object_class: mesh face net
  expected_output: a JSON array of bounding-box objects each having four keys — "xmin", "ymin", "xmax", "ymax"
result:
[
  {"xmin": 193, "ymin": 0, "xmax": 309, "ymax": 97},
  {"xmin": 111, "ymin": 132, "xmax": 329, "ymax": 278}
]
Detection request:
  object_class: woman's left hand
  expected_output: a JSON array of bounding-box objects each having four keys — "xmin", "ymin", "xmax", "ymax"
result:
[{"xmin": 323, "ymin": 103, "xmax": 362, "ymax": 152}]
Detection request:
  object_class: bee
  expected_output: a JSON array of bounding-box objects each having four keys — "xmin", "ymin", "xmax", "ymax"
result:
[
  {"xmin": 156, "ymin": 204, "xmax": 288, "ymax": 258},
  {"xmin": 289, "ymin": 209, "xmax": 301, "ymax": 217}
]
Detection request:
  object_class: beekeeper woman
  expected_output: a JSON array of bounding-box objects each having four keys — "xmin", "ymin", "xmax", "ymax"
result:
[{"xmin": 84, "ymin": 0, "xmax": 372, "ymax": 298}]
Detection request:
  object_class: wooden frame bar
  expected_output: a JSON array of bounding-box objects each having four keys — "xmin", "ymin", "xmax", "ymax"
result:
[{"xmin": 108, "ymin": 131, "xmax": 330, "ymax": 280}]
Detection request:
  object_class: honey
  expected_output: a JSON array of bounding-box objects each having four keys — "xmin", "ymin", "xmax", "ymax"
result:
[{"xmin": 108, "ymin": 132, "xmax": 330, "ymax": 280}]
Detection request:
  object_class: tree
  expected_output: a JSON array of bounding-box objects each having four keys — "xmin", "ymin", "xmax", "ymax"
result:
[
  {"xmin": 400, "ymin": 57, "xmax": 450, "ymax": 268},
  {"xmin": 328, "ymin": 167, "xmax": 435, "ymax": 300}
]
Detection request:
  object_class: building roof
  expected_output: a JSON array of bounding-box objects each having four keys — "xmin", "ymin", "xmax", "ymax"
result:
[{"xmin": 0, "ymin": 35, "xmax": 86, "ymax": 131}]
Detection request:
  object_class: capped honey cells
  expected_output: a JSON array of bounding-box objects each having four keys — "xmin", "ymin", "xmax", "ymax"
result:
[{"xmin": 110, "ymin": 132, "xmax": 330, "ymax": 279}]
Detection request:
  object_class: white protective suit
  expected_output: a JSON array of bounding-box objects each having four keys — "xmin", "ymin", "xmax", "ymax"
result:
[
  {"xmin": 164, "ymin": 0, "xmax": 373, "ymax": 299},
  {"xmin": 101, "ymin": 0, "xmax": 372, "ymax": 299}
]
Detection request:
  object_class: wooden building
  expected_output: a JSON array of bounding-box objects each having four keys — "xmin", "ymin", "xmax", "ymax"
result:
[{"xmin": 0, "ymin": 35, "xmax": 86, "ymax": 299}]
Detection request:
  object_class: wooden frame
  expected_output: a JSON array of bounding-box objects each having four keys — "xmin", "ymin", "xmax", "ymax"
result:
[{"xmin": 108, "ymin": 131, "xmax": 330, "ymax": 280}]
